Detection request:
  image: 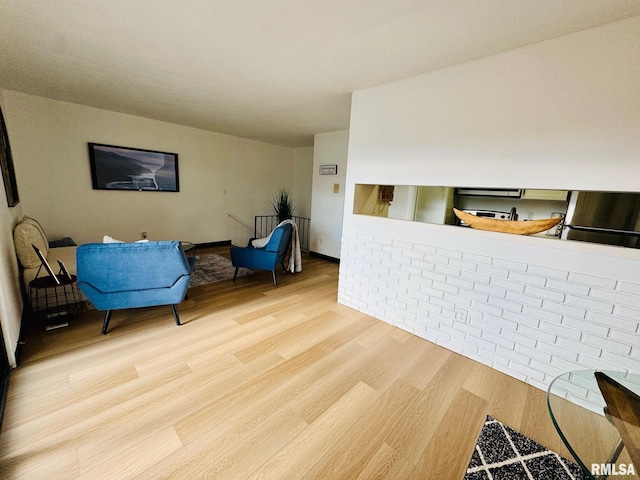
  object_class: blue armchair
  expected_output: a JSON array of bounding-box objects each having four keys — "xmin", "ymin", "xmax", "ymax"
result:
[
  {"xmin": 230, "ymin": 223, "xmax": 292, "ymax": 286},
  {"xmin": 76, "ymin": 241, "xmax": 195, "ymax": 334}
]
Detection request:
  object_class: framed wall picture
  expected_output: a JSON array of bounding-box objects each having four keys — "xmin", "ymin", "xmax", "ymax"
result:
[
  {"xmin": 31, "ymin": 245, "xmax": 60, "ymax": 285},
  {"xmin": 0, "ymin": 106, "xmax": 19, "ymax": 207},
  {"xmin": 319, "ymin": 164, "xmax": 338, "ymax": 175},
  {"xmin": 88, "ymin": 143, "xmax": 179, "ymax": 192}
]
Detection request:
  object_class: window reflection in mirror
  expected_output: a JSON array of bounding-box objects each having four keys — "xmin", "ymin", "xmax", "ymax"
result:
[{"xmin": 353, "ymin": 185, "xmax": 640, "ymax": 247}]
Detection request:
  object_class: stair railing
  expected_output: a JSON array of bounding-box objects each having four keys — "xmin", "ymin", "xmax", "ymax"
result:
[{"xmin": 254, "ymin": 215, "xmax": 310, "ymax": 252}]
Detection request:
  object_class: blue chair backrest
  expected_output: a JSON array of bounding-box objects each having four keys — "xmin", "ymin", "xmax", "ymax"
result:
[
  {"xmin": 265, "ymin": 223, "xmax": 292, "ymax": 255},
  {"xmin": 77, "ymin": 241, "xmax": 191, "ymax": 292}
]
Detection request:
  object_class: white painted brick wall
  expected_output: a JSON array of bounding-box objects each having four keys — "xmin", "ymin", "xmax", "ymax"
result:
[{"xmin": 338, "ymin": 230, "xmax": 640, "ymax": 394}]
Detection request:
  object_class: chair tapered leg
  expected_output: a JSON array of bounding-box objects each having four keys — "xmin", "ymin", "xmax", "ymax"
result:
[
  {"xmin": 233, "ymin": 267, "xmax": 239, "ymax": 282},
  {"xmin": 171, "ymin": 304, "xmax": 181, "ymax": 326},
  {"xmin": 101, "ymin": 310, "xmax": 113, "ymax": 335},
  {"xmin": 272, "ymin": 271, "xmax": 277, "ymax": 286}
]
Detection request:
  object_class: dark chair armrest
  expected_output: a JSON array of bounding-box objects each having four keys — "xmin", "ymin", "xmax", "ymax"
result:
[{"xmin": 187, "ymin": 256, "xmax": 196, "ymax": 273}]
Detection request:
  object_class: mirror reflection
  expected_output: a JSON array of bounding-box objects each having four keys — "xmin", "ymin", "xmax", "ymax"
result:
[{"xmin": 353, "ymin": 185, "xmax": 640, "ymax": 248}]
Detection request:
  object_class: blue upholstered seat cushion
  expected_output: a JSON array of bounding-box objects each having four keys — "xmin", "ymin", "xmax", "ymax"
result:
[{"xmin": 76, "ymin": 240, "xmax": 194, "ymax": 311}]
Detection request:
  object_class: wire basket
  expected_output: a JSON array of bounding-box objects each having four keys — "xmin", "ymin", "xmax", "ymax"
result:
[{"xmin": 29, "ymin": 275, "xmax": 85, "ymax": 325}]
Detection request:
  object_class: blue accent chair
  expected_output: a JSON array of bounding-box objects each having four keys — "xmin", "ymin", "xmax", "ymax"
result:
[
  {"xmin": 230, "ymin": 223, "xmax": 292, "ymax": 286},
  {"xmin": 76, "ymin": 241, "xmax": 196, "ymax": 334}
]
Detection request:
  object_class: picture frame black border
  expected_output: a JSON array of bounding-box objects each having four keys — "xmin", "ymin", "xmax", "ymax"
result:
[
  {"xmin": 0, "ymin": 106, "xmax": 19, "ymax": 207},
  {"xmin": 319, "ymin": 164, "xmax": 338, "ymax": 175},
  {"xmin": 88, "ymin": 142, "xmax": 179, "ymax": 192},
  {"xmin": 57, "ymin": 260, "xmax": 73, "ymax": 282},
  {"xmin": 31, "ymin": 245, "xmax": 61, "ymax": 285}
]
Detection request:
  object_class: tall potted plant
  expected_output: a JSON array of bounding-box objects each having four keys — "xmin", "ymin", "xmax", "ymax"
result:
[{"xmin": 272, "ymin": 187, "xmax": 295, "ymax": 223}]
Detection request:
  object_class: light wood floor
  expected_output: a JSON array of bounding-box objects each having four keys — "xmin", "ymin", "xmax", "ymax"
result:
[{"xmin": 0, "ymin": 246, "xmax": 574, "ymax": 479}]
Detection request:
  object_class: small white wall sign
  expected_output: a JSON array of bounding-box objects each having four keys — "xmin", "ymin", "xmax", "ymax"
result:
[{"xmin": 319, "ymin": 164, "xmax": 338, "ymax": 175}]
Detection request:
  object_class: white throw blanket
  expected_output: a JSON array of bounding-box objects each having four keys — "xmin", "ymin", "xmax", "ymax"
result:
[{"xmin": 251, "ymin": 220, "xmax": 302, "ymax": 273}]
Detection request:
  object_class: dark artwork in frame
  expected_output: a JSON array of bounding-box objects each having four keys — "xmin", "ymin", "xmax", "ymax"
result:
[
  {"xmin": 88, "ymin": 143, "xmax": 179, "ymax": 192},
  {"xmin": 31, "ymin": 244, "xmax": 60, "ymax": 285},
  {"xmin": 0, "ymin": 106, "xmax": 19, "ymax": 207}
]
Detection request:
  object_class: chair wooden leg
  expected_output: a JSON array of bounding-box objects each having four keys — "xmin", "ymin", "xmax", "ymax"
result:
[
  {"xmin": 233, "ymin": 267, "xmax": 239, "ymax": 282},
  {"xmin": 171, "ymin": 304, "xmax": 181, "ymax": 326},
  {"xmin": 101, "ymin": 310, "xmax": 113, "ymax": 335},
  {"xmin": 272, "ymin": 270, "xmax": 277, "ymax": 286}
]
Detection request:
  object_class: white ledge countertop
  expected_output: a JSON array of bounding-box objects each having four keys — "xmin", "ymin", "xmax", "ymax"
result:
[{"xmin": 346, "ymin": 214, "xmax": 640, "ymax": 283}]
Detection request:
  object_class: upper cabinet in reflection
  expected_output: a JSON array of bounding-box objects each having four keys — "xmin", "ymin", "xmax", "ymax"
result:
[{"xmin": 521, "ymin": 189, "xmax": 569, "ymax": 201}]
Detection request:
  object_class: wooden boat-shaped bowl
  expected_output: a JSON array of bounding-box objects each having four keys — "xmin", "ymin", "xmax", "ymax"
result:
[{"xmin": 453, "ymin": 208, "xmax": 563, "ymax": 235}]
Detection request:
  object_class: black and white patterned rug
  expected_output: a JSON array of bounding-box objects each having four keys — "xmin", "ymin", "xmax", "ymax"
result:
[
  {"xmin": 189, "ymin": 254, "xmax": 253, "ymax": 287},
  {"xmin": 465, "ymin": 416, "xmax": 589, "ymax": 480}
]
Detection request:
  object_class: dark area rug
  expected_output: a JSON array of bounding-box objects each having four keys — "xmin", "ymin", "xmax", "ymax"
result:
[
  {"xmin": 189, "ymin": 254, "xmax": 252, "ymax": 287},
  {"xmin": 465, "ymin": 415, "xmax": 590, "ymax": 480}
]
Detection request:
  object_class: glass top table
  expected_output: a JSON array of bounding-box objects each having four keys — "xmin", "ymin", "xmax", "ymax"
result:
[{"xmin": 547, "ymin": 370, "xmax": 640, "ymax": 479}]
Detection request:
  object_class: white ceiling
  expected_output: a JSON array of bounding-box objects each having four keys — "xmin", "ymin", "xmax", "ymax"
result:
[{"xmin": 1, "ymin": 1, "xmax": 639, "ymax": 147}]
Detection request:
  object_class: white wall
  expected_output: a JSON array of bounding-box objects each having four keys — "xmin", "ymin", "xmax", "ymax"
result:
[
  {"xmin": 0, "ymin": 92, "xmax": 25, "ymax": 366},
  {"xmin": 292, "ymin": 147, "xmax": 313, "ymax": 218},
  {"xmin": 310, "ymin": 130, "xmax": 348, "ymax": 259},
  {"xmin": 0, "ymin": 201, "xmax": 23, "ymax": 368},
  {"xmin": 347, "ymin": 17, "xmax": 640, "ymax": 191},
  {"xmin": 0, "ymin": 89, "xmax": 313, "ymax": 365},
  {"xmin": 2, "ymin": 91, "xmax": 306, "ymax": 247},
  {"xmin": 341, "ymin": 17, "xmax": 640, "ymax": 395}
]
